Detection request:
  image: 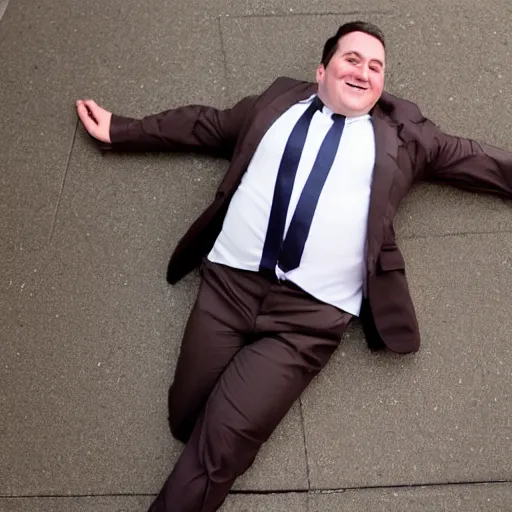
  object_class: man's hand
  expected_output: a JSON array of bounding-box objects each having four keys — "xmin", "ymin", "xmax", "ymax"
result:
[{"xmin": 76, "ymin": 99, "xmax": 112, "ymax": 143}]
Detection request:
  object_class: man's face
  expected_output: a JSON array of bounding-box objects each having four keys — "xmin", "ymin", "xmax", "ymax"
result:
[{"xmin": 316, "ymin": 31, "xmax": 385, "ymax": 117}]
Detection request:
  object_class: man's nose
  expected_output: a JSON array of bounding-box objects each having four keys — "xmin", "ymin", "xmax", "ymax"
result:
[{"xmin": 355, "ymin": 66, "xmax": 369, "ymax": 81}]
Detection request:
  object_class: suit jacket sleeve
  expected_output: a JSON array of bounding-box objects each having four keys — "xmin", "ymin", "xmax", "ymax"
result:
[
  {"xmin": 418, "ymin": 118, "xmax": 512, "ymax": 198},
  {"xmin": 107, "ymin": 95, "xmax": 257, "ymax": 159}
]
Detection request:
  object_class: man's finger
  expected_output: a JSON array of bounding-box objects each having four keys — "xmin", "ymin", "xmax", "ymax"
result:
[
  {"xmin": 76, "ymin": 100, "xmax": 98, "ymax": 136},
  {"xmin": 82, "ymin": 99, "xmax": 104, "ymax": 122}
]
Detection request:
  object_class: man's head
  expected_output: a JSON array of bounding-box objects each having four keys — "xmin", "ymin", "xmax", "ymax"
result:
[{"xmin": 316, "ymin": 21, "xmax": 386, "ymax": 117}]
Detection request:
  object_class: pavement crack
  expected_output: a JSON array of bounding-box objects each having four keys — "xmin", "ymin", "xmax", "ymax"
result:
[
  {"xmin": 298, "ymin": 396, "xmax": 312, "ymax": 490},
  {"xmin": 48, "ymin": 117, "xmax": 79, "ymax": 244}
]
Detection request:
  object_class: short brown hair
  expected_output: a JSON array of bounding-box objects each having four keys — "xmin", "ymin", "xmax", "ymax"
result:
[{"xmin": 321, "ymin": 21, "xmax": 385, "ymax": 67}]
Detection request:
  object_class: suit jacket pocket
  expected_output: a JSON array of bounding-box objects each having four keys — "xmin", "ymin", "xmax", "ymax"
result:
[
  {"xmin": 366, "ymin": 246, "xmax": 420, "ymax": 353},
  {"xmin": 378, "ymin": 247, "xmax": 405, "ymax": 272}
]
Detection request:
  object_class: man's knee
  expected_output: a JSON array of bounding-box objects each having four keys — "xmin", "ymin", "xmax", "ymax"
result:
[
  {"xmin": 167, "ymin": 384, "xmax": 198, "ymax": 443},
  {"xmin": 168, "ymin": 416, "xmax": 192, "ymax": 443}
]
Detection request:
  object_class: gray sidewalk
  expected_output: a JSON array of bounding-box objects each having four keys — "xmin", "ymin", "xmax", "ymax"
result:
[{"xmin": 1, "ymin": 0, "xmax": 511, "ymax": 510}]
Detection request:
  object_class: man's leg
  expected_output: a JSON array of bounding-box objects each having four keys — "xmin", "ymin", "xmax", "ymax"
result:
[
  {"xmin": 151, "ymin": 284, "xmax": 351, "ymax": 511},
  {"xmin": 168, "ymin": 260, "xmax": 267, "ymax": 443}
]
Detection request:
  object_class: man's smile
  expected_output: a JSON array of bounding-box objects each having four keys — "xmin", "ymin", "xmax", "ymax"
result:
[{"xmin": 346, "ymin": 82, "xmax": 368, "ymax": 91}]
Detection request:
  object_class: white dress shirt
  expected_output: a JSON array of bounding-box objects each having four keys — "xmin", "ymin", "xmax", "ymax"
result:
[{"xmin": 208, "ymin": 95, "xmax": 375, "ymax": 316}]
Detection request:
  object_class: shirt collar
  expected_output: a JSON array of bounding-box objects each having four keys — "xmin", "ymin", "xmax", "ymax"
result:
[{"xmin": 299, "ymin": 94, "xmax": 370, "ymax": 123}]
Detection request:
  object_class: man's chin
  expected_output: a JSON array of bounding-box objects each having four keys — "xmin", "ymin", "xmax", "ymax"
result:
[{"xmin": 341, "ymin": 101, "xmax": 371, "ymax": 117}]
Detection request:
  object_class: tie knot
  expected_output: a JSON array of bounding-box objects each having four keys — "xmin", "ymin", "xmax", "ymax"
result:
[
  {"xmin": 313, "ymin": 97, "xmax": 345, "ymax": 121},
  {"xmin": 313, "ymin": 95, "xmax": 324, "ymax": 112}
]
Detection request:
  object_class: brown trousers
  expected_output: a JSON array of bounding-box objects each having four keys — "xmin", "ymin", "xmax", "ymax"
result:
[{"xmin": 148, "ymin": 260, "xmax": 352, "ymax": 512}]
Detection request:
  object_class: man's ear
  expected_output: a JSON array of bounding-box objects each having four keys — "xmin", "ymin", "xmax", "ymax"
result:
[{"xmin": 316, "ymin": 63, "xmax": 325, "ymax": 84}]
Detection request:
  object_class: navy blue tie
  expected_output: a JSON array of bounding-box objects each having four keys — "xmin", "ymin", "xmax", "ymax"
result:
[
  {"xmin": 260, "ymin": 99, "xmax": 345, "ymax": 274},
  {"xmin": 279, "ymin": 114, "xmax": 345, "ymax": 272},
  {"xmin": 259, "ymin": 97, "xmax": 321, "ymax": 272}
]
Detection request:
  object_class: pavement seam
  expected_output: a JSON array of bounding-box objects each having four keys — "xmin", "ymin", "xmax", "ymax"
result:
[
  {"xmin": 217, "ymin": 16, "xmax": 230, "ymax": 101},
  {"xmin": 2, "ymin": 481, "xmax": 511, "ymax": 499},
  {"xmin": 222, "ymin": 10, "xmax": 393, "ymax": 19},
  {"xmin": 401, "ymin": 229, "xmax": 512, "ymax": 241},
  {"xmin": 307, "ymin": 479, "xmax": 512, "ymax": 493},
  {"xmin": 298, "ymin": 397, "xmax": 312, "ymax": 491},
  {"xmin": 48, "ymin": 117, "xmax": 79, "ymax": 245}
]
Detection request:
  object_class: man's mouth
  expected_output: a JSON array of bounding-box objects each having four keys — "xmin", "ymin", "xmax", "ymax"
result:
[{"xmin": 346, "ymin": 82, "xmax": 368, "ymax": 91}]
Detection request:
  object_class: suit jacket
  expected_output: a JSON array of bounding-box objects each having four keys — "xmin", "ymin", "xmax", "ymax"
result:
[{"xmin": 108, "ymin": 77, "xmax": 512, "ymax": 354}]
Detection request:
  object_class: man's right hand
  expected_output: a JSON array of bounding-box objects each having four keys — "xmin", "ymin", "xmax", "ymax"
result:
[{"xmin": 76, "ymin": 99, "xmax": 112, "ymax": 143}]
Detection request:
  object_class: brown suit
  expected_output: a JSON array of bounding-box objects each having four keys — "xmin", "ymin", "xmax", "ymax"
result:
[{"xmin": 110, "ymin": 77, "xmax": 512, "ymax": 354}]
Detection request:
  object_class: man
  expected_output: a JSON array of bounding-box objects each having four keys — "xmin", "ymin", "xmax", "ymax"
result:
[{"xmin": 76, "ymin": 21, "xmax": 512, "ymax": 512}]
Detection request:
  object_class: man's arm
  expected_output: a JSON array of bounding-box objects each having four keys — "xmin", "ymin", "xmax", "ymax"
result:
[
  {"xmin": 418, "ymin": 118, "xmax": 512, "ymax": 198},
  {"xmin": 76, "ymin": 95, "xmax": 257, "ymax": 159}
]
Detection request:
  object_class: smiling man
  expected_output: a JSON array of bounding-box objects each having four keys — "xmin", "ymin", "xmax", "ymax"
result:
[
  {"xmin": 316, "ymin": 28, "xmax": 385, "ymax": 116},
  {"xmin": 76, "ymin": 20, "xmax": 512, "ymax": 512}
]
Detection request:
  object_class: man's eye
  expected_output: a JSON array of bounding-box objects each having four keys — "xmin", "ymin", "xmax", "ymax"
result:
[
  {"xmin": 348, "ymin": 58, "xmax": 358, "ymax": 64},
  {"xmin": 370, "ymin": 66, "xmax": 380, "ymax": 72}
]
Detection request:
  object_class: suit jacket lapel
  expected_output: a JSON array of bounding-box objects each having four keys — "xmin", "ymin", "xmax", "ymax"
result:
[
  {"xmin": 238, "ymin": 82, "xmax": 318, "ymax": 169},
  {"xmin": 366, "ymin": 103, "xmax": 401, "ymax": 273},
  {"xmin": 220, "ymin": 81, "xmax": 317, "ymax": 196}
]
